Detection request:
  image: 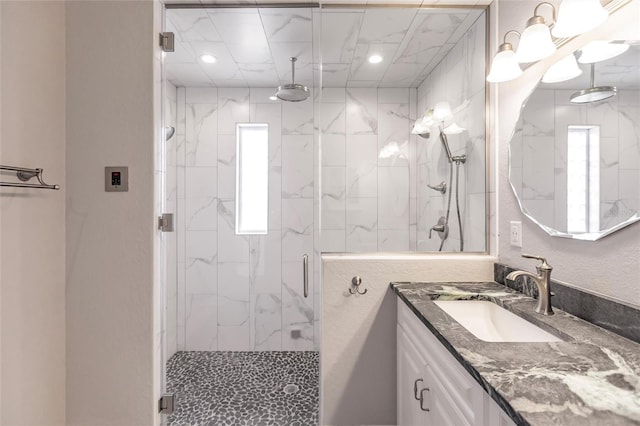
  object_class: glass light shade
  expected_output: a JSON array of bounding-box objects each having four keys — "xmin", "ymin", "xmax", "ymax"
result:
[
  {"xmin": 542, "ymin": 54, "xmax": 582, "ymax": 83},
  {"xmin": 411, "ymin": 111, "xmax": 436, "ymax": 135},
  {"xmin": 551, "ymin": 0, "xmax": 608, "ymax": 38},
  {"xmin": 433, "ymin": 102, "xmax": 453, "ymax": 122},
  {"xmin": 516, "ymin": 23, "xmax": 557, "ymax": 63},
  {"xmin": 487, "ymin": 49, "xmax": 523, "ymax": 82},
  {"xmin": 443, "ymin": 122, "xmax": 466, "ymax": 135},
  {"xmin": 578, "ymin": 41, "xmax": 630, "ymax": 63}
]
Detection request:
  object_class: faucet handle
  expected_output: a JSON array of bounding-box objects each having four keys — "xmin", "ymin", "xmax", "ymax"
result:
[{"xmin": 522, "ymin": 253, "xmax": 552, "ymax": 270}]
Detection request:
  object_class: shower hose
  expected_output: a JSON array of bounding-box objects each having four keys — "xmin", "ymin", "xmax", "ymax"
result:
[{"xmin": 438, "ymin": 159, "xmax": 464, "ymax": 252}]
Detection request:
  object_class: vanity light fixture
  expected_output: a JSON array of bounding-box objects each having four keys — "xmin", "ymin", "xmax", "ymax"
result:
[
  {"xmin": 516, "ymin": 2, "xmax": 557, "ymax": 63},
  {"xmin": 368, "ymin": 54, "xmax": 383, "ymax": 64},
  {"xmin": 552, "ymin": 0, "xmax": 608, "ymax": 38},
  {"xmin": 542, "ymin": 52, "xmax": 582, "ymax": 83},
  {"xmin": 487, "ymin": 31, "xmax": 523, "ymax": 83},
  {"xmin": 578, "ymin": 40, "xmax": 630, "ymax": 63},
  {"xmin": 412, "ymin": 109, "xmax": 436, "ymax": 138},
  {"xmin": 269, "ymin": 95, "xmax": 278, "ymax": 101},
  {"xmin": 200, "ymin": 54, "xmax": 217, "ymax": 64}
]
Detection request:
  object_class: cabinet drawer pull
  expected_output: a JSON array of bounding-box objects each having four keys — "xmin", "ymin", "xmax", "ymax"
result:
[
  {"xmin": 419, "ymin": 387, "xmax": 430, "ymax": 412},
  {"xmin": 413, "ymin": 378, "xmax": 424, "ymax": 400}
]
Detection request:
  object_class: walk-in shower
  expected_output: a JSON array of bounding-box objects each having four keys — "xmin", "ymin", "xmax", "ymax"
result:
[{"xmin": 159, "ymin": 4, "xmax": 487, "ymax": 423}]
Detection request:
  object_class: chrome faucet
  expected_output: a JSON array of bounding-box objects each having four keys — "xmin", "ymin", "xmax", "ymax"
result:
[{"xmin": 506, "ymin": 254, "xmax": 554, "ymax": 315}]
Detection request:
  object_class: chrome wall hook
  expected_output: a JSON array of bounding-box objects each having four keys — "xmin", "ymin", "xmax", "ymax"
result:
[{"xmin": 349, "ymin": 276, "xmax": 368, "ymax": 295}]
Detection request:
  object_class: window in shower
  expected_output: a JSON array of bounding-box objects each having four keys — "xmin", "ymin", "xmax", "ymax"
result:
[
  {"xmin": 567, "ymin": 125, "xmax": 600, "ymax": 234},
  {"xmin": 236, "ymin": 123, "xmax": 269, "ymax": 235}
]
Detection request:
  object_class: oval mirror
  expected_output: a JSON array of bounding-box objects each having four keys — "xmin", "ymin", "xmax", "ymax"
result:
[{"xmin": 509, "ymin": 40, "xmax": 640, "ymax": 240}]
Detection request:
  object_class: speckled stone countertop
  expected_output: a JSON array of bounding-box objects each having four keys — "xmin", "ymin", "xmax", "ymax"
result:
[{"xmin": 391, "ymin": 281, "xmax": 640, "ymax": 426}]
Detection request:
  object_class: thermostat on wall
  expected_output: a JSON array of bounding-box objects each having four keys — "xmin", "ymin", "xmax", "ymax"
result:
[{"xmin": 105, "ymin": 166, "xmax": 128, "ymax": 192}]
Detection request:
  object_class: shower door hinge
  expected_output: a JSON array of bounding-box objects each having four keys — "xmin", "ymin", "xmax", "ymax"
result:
[
  {"xmin": 158, "ymin": 213, "xmax": 175, "ymax": 232},
  {"xmin": 158, "ymin": 393, "xmax": 175, "ymax": 415},
  {"xmin": 159, "ymin": 32, "xmax": 175, "ymax": 52}
]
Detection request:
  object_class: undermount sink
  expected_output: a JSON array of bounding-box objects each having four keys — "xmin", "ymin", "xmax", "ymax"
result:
[{"xmin": 433, "ymin": 300, "xmax": 562, "ymax": 343}]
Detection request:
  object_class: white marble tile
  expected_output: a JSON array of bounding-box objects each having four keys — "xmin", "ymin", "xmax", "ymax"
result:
[
  {"xmin": 321, "ymin": 63, "xmax": 350, "ymax": 87},
  {"xmin": 345, "ymin": 134, "xmax": 378, "ymax": 197},
  {"xmin": 268, "ymin": 166, "xmax": 282, "ymax": 231},
  {"xmin": 320, "ymin": 11, "xmax": 362, "ymax": 63},
  {"xmin": 186, "ymin": 166, "xmax": 217, "ymax": 199},
  {"xmin": 378, "ymin": 103, "xmax": 410, "ymax": 167},
  {"xmin": 378, "ymin": 88, "xmax": 410, "ymax": 104},
  {"xmin": 218, "ymin": 324, "xmax": 250, "ymax": 351},
  {"xmin": 282, "ymin": 100, "xmax": 314, "ymax": 135},
  {"xmin": 217, "ymin": 200, "xmax": 250, "ymax": 262},
  {"xmin": 185, "ymin": 294, "xmax": 218, "ymax": 351},
  {"xmin": 185, "ymin": 102, "xmax": 218, "ymax": 166},
  {"xmin": 586, "ymin": 97, "xmax": 619, "ymax": 138},
  {"xmin": 218, "ymin": 88, "xmax": 251, "ymax": 134},
  {"xmin": 522, "ymin": 89, "xmax": 555, "ymax": 137},
  {"xmin": 185, "ymin": 229, "xmax": 217, "ymax": 292},
  {"xmin": 350, "ymin": 43, "xmax": 399, "ymax": 83},
  {"xmin": 321, "ymin": 134, "xmax": 346, "ymax": 166},
  {"xmin": 346, "ymin": 197, "xmax": 378, "ymax": 252},
  {"xmin": 619, "ymin": 106, "xmax": 640, "ymax": 170},
  {"xmin": 522, "ymin": 137, "xmax": 555, "ymax": 200},
  {"xmin": 168, "ymin": 9, "xmax": 222, "ymax": 43},
  {"xmin": 281, "ymin": 261, "xmax": 314, "ymax": 351},
  {"xmin": 185, "ymin": 87, "xmax": 218, "ymax": 104},
  {"xmin": 251, "ymin": 293, "xmax": 283, "ymax": 350},
  {"xmin": 321, "ymin": 102, "xmax": 346, "ymax": 135},
  {"xmin": 322, "ymin": 166, "xmax": 347, "ymax": 231},
  {"xmin": 321, "ymin": 88, "xmax": 346, "ymax": 104},
  {"xmin": 281, "ymin": 199, "xmax": 314, "ymax": 262},
  {"xmin": 186, "ymin": 197, "xmax": 217, "ymax": 230},
  {"xmin": 218, "ymin": 262, "xmax": 250, "ymax": 327},
  {"xmin": 217, "ymin": 134, "xmax": 236, "ymax": 200},
  {"xmin": 346, "ymin": 88, "xmax": 377, "ymax": 135},
  {"xmin": 282, "ymin": 135, "xmax": 314, "ymax": 199},
  {"xmin": 358, "ymin": 8, "xmax": 418, "ymax": 43},
  {"xmin": 378, "ymin": 229, "xmax": 410, "ymax": 251},
  {"xmin": 259, "ymin": 7, "xmax": 313, "ymax": 42},
  {"xmin": 523, "ymin": 200, "xmax": 555, "ymax": 229},
  {"xmin": 378, "ymin": 166, "xmax": 410, "ymax": 229},
  {"xmin": 320, "ymin": 229, "xmax": 346, "ymax": 252},
  {"xmin": 249, "ymin": 234, "xmax": 282, "ymax": 295},
  {"xmin": 464, "ymin": 193, "xmax": 486, "ymax": 252}
]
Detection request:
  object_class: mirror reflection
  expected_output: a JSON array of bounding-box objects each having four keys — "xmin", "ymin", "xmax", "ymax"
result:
[{"xmin": 510, "ymin": 40, "xmax": 640, "ymax": 240}]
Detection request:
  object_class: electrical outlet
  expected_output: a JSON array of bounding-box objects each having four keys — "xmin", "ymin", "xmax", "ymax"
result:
[{"xmin": 510, "ymin": 221, "xmax": 522, "ymax": 247}]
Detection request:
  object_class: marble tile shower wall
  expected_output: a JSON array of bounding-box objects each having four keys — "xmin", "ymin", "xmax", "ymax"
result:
[
  {"xmin": 510, "ymin": 88, "xmax": 640, "ymax": 230},
  {"xmin": 175, "ymin": 87, "xmax": 318, "ymax": 352},
  {"xmin": 319, "ymin": 87, "xmax": 418, "ymax": 252},
  {"xmin": 416, "ymin": 15, "xmax": 486, "ymax": 252}
]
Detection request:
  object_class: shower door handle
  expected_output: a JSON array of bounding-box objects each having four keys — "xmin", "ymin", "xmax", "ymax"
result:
[{"xmin": 303, "ymin": 254, "xmax": 309, "ymax": 298}]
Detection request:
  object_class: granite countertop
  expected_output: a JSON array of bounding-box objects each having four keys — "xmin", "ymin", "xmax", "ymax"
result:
[{"xmin": 391, "ymin": 281, "xmax": 640, "ymax": 426}]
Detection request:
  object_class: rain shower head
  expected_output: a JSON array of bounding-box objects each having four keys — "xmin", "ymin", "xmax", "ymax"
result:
[
  {"xmin": 165, "ymin": 126, "xmax": 176, "ymax": 141},
  {"xmin": 276, "ymin": 57, "xmax": 310, "ymax": 102},
  {"xmin": 570, "ymin": 63, "xmax": 617, "ymax": 104}
]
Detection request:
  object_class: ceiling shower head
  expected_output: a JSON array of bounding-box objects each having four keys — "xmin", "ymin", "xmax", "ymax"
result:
[
  {"xmin": 276, "ymin": 57, "xmax": 310, "ymax": 102},
  {"xmin": 570, "ymin": 63, "xmax": 617, "ymax": 104}
]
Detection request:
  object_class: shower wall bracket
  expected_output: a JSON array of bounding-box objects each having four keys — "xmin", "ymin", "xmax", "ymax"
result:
[{"xmin": 0, "ymin": 165, "xmax": 60, "ymax": 190}]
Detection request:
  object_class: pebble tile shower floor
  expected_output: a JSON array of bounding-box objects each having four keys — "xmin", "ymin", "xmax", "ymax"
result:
[{"xmin": 166, "ymin": 351, "xmax": 319, "ymax": 426}]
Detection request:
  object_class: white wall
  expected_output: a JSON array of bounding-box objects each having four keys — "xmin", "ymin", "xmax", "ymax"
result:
[
  {"xmin": 497, "ymin": 0, "xmax": 640, "ymax": 308},
  {"xmin": 0, "ymin": 2, "xmax": 66, "ymax": 424},
  {"xmin": 65, "ymin": 1, "xmax": 157, "ymax": 424},
  {"xmin": 322, "ymin": 254, "xmax": 496, "ymax": 426}
]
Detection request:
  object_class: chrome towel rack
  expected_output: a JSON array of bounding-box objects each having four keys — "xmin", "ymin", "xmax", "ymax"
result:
[{"xmin": 0, "ymin": 165, "xmax": 60, "ymax": 190}]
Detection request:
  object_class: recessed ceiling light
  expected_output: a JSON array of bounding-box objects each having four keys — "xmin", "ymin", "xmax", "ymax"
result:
[
  {"xmin": 269, "ymin": 95, "xmax": 278, "ymax": 101},
  {"xmin": 200, "ymin": 54, "xmax": 216, "ymax": 64},
  {"xmin": 368, "ymin": 54, "xmax": 383, "ymax": 64}
]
